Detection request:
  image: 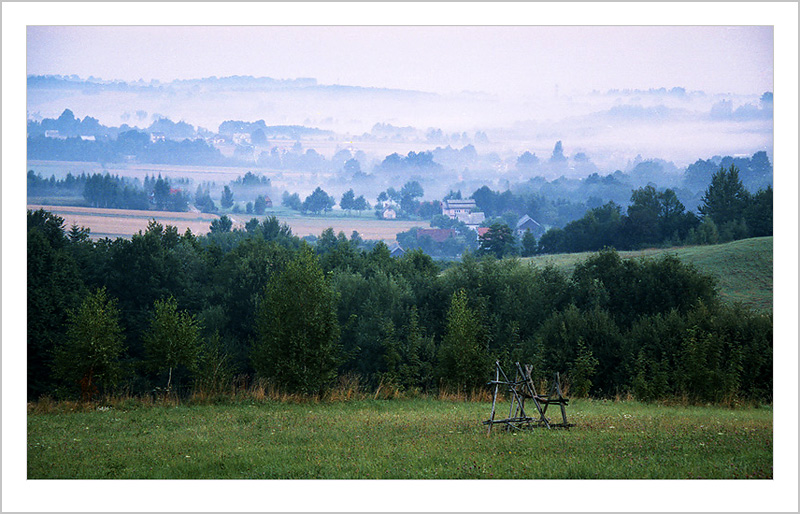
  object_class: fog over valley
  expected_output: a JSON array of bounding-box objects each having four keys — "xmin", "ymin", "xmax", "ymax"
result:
[
  {"xmin": 27, "ymin": 73, "xmax": 773, "ymax": 176},
  {"xmin": 25, "ymin": 25, "xmax": 775, "ymax": 250}
]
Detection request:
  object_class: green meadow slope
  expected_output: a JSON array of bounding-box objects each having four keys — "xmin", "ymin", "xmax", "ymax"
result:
[{"xmin": 525, "ymin": 237, "xmax": 773, "ymax": 313}]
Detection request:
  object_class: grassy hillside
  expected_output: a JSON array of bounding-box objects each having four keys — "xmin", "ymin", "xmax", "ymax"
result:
[{"xmin": 525, "ymin": 237, "xmax": 773, "ymax": 313}]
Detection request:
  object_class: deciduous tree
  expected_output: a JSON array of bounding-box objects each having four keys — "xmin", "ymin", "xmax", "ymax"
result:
[
  {"xmin": 301, "ymin": 187, "xmax": 335, "ymax": 214},
  {"xmin": 143, "ymin": 296, "xmax": 203, "ymax": 392},
  {"xmin": 340, "ymin": 189, "xmax": 356, "ymax": 214},
  {"xmin": 53, "ymin": 288, "xmax": 125, "ymax": 400},
  {"xmin": 437, "ymin": 290, "xmax": 490, "ymax": 393},
  {"xmin": 254, "ymin": 195, "xmax": 267, "ymax": 215},
  {"xmin": 251, "ymin": 247, "xmax": 340, "ymax": 394}
]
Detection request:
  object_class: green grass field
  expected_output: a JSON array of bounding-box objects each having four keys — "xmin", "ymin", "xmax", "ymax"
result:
[
  {"xmin": 27, "ymin": 398, "xmax": 772, "ymax": 479},
  {"xmin": 525, "ymin": 237, "xmax": 773, "ymax": 312}
]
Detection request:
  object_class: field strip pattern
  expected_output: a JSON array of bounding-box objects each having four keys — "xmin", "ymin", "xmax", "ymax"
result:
[
  {"xmin": 28, "ymin": 204, "xmax": 427, "ymax": 242},
  {"xmin": 28, "ymin": 204, "xmax": 221, "ymax": 239}
]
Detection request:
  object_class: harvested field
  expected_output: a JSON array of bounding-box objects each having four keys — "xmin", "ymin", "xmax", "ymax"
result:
[
  {"xmin": 27, "ymin": 204, "xmax": 222, "ymax": 239},
  {"xmin": 28, "ymin": 204, "xmax": 426, "ymax": 242},
  {"xmin": 269, "ymin": 216, "xmax": 425, "ymax": 242},
  {"xmin": 27, "ymin": 161, "xmax": 428, "ymax": 241}
]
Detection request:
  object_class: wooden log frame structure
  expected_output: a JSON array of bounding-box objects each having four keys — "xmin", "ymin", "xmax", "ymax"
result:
[{"xmin": 483, "ymin": 361, "xmax": 574, "ymax": 434}]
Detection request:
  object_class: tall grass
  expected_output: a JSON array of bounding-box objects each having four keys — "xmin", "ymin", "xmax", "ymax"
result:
[{"xmin": 30, "ymin": 365, "xmax": 765, "ymax": 416}]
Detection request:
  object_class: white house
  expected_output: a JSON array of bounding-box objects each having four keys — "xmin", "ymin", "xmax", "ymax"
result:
[
  {"xmin": 44, "ymin": 130, "xmax": 65, "ymax": 139},
  {"xmin": 442, "ymin": 198, "xmax": 484, "ymax": 230},
  {"xmin": 442, "ymin": 199, "xmax": 477, "ymax": 218}
]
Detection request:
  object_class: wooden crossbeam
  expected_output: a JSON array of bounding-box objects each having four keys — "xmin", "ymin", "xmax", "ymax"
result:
[{"xmin": 484, "ymin": 361, "xmax": 574, "ymax": 433}]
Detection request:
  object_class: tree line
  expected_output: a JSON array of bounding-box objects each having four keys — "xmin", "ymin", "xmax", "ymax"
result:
[
  {"xmin": 28, "ymin": 170, "xmax": 190, "ymax": 212},
  {"xmin": 532, "ymin": 165, "xmax": 772, "ymax": 255},
  {"xmin": 27, "ymin": 130, "xmax": 230, "ymax": 166},
  {"xmin": 29, "ymin": 207, "xmax": 771, "ymax": 404},
  {"xmin": 450, "ymin": 165, "xmax": 772, "ymax": 259}
]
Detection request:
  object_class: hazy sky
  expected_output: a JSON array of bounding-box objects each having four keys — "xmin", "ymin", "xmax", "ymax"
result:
[{"xmin": 27, "ymin": 25, "xmax": 773, "ymax": 97}]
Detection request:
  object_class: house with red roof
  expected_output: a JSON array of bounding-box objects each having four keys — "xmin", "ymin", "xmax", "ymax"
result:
[{"xmin": 416, "ymin": 228, "xmax": 455, "ymax": 243}]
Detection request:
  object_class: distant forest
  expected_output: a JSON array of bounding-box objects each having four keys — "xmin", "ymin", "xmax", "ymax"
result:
[{"xmin": 27, "ymin": 170, "xmax": 190, "ymax": 211}]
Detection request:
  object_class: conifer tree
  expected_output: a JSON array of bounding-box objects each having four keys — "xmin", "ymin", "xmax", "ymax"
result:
[
  {"xmin": 699, "ymin": 165, "xmax": 750, "ymax": 227},
  {"xmin": 221, "ymin": 185, "xmax": 235, "ymax": 209}
]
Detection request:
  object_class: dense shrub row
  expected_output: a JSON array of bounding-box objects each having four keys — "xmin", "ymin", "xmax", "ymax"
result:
[{"xmin": 28, "ymin": 208, "xmax": 772, "ymax": 404}]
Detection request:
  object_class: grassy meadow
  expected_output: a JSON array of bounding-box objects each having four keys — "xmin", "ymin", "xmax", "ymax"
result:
[{"xmin": 27, "ymin": 397, "xmax": 772, "ymax": 480}]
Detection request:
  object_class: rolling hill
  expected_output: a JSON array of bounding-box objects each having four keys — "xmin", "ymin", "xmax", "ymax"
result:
[{"xmin": 525, "ymin": 237, "xmax": 773, "ymax": 312}]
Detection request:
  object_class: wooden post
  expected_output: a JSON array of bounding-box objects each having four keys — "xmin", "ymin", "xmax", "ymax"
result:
[
  {"xmin": 487, "ymin": 362, "xmax": 500, "ymax": 435},
  {"xmin": 519, "ymin": 362, "xmax": 549, "ymax": 428},
  {"xmin": 497, "ymin": 364, "xmax": 527, "ymax": 431},
  {"xmin": 555, "ymin": 372, "xmax": 569, "ymax": 426},
  {"xmin": 511, "ymin": 366, "xmax": 522, "ymax": 421}
]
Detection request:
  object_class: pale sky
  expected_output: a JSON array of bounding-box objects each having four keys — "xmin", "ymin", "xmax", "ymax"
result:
[{"xmin": 27, "ymin": 25, "xmax": 773, "ymax": 97}]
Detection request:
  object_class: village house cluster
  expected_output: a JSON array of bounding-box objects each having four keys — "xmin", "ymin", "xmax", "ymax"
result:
[{"xmin": 390, "ymin": 197, "xmax": 545, "ymax": 258}]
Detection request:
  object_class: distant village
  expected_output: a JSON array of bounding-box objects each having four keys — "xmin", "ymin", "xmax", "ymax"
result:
[{"xmin": 388, "ymin": 197, "xmax": 543, "ymax": 258}]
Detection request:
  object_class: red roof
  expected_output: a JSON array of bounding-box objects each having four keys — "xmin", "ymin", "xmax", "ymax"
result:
[
  {"xmin": 476, "ymin": 227, "xmax": 491, "ymax": 238},
  {"xmin": 417, "ymin": 228, "xmax": 455, "ymax": 243}
]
